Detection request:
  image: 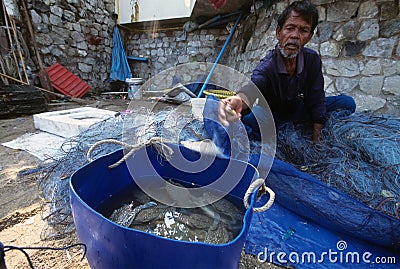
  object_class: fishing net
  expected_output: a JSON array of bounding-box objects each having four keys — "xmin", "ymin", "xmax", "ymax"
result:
[
  {"xmin": 34, "ymin": 98, "xmax": 400, "ymax": 250},
  {"xmin": 202, "ymin": 95, "xmax": 399, "ymax": 251},
  {"xmin": 36, "ymin": 104, "xmax": 209, "ymax": 239},
  {"xmin": 275, "ymin": 111, "xmax": 400, "ymax": 221},
  {"xmin": 37, "ymin": 112, "xmax": 124, "ymax": 239}
]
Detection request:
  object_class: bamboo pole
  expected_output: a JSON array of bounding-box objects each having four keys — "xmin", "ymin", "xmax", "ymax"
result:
[
  {"xmin": 10, "ymin": 18, "xmax": 29, "ymax": 84},
  {"xmin": 0, "ymin": 71, "xmax": 29, "ymax": 84},
  {"xmin": 1, "ymin": 0, "xmax": 23, "ymax": 81}
]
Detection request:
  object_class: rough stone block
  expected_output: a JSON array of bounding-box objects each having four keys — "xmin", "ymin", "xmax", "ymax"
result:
[
  {"xmin": 332, "ymin": 20, "xmax": 359, "ymax": 41},
  {"xmin": 383, "ymin": 76, "xmax": 400, "ymax": 96},
  {"xmin": 379, "ymin": 19, "xmax": 400, "ymax": 37},
  {"xmin": 324, "ymin": 59, "xmax": 360, "ymax": 77},
  {"xmin": 360, "ymin": 59, "xmax": 382, "ymax": 75},
  {"xmin": 320, "ymin": 40, "xmax": 340, "ymax": 57},
  {"xmin": 353, "ymin": 94, "xmax": 386, "ymax": 112},
  {"xmin": 380, "ymin": 2, "xmax": 399, "ymax": 20},
  {"xmin": 335, "ymin": 77, "xmax": 359, "ymax": 94},
  {"xmin": 359, "ymin": 76, "xmax": 384, "ymax": 95},
  {"xmin": 363, "ymin": 37, "xmax": 396, "ymax": 57},
  {"xmin": 357, "ymin": 19, "xmax": 379, "ymax": 41},
  {"xmin": 327, "ymin": 2, "xmax": 359, "ymax": 22},
  {"xmin": 358, "ymin": 1, "xmax": 379, "ymax": 19}
]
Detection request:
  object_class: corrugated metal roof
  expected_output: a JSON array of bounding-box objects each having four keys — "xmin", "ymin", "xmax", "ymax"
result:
[{"xmin": 45, "ymin": 63, "xmax": 91, "ymax": 98}]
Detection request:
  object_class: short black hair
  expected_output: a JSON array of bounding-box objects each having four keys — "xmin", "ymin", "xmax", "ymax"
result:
[{"xmin": 277, "ymin": 0, "xmax": 319, "ymax": 33}]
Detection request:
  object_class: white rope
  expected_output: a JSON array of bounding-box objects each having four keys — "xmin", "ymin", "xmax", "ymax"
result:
[
  {"xmin": 86, "ymin": 137, "xmax": 174, "ymax": 169},
  {"xmin": 87, "ymin": 138, "xmax": 274, "ymax": 212},
  {"xmin": 244, "ymin": 178, "xmax": 275, "ymax": 212}
]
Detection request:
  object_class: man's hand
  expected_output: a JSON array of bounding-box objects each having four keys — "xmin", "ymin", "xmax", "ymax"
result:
[
  {"xmin": 218, "ymin": 95, "xmax": 243, "ymax": 126},
  {"xmin": 312, "ymin": 123, "xmax": 324, "ymax": 143}
]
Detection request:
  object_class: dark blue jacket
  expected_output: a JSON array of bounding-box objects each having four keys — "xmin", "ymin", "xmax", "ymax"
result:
[{"xmin": 240, "ymin": 47, "xmax": 327, "ymax": 124}]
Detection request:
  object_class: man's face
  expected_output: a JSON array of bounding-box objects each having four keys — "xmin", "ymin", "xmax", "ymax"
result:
[{"xmin": 276, "ymin": 11, "xmax": 313, "ymax": 58}]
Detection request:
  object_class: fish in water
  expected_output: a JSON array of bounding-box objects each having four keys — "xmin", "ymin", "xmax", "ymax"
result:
[
  {"xmin": 110, "ymin": 201, "xmax": 157, "ymax": 227},
  {"xmin": 131, "ymin": 203, "xmax": 171, "ymax": 224},
  {"xmin": 204, "ymin": 223, "xmax": 232, "ymax": 244},
  {"xmin": 174, "ymin": 211, "xmax": 213, "ymax": 230},
  {"xmin": 202, "ymin": 192, "xmax": 244, "ymax": 228}
]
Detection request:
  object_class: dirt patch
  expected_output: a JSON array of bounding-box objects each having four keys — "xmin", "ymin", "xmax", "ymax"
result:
[
  {"xmin": 0, "ymin": 97, "xmax": 125, "ymax": 268},
  {"xmin": 0, "ymin": 145, "xmax": 40, "ymax": 221},
  {"xmin": 0, "ymin": 205, "xmax": 89, "ymax": 269},
  {"xmin": 0, "ymin": 96, "xmax": 281, "ymax": 269},
  {"xmin": 0, "ymin": 204, "xmax": 40, "ymax": 232}
]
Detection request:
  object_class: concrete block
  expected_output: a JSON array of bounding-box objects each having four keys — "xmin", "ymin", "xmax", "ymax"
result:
[{"xmin": 33, "ymin": 107, "xmax": 116, "ymax": 138}]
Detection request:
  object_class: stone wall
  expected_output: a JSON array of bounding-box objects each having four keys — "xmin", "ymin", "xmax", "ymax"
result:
[
  {"xmin": 125, "ymin": 28, "xmax": 229, "ymax": 83},
  {"xmin": 227, "ymin": 0, "xmax": 400, "ymax": 115},
  {"xmin": 126, "ymin": 0, "xmax": 399, "ymax": 115},
  {"xmin": 25, "ymin": 0, "xmax": 115, "ymax": 93},
  {"xmin": 24, "ymin": 0, "xmax": 399, "ymax": 113}
]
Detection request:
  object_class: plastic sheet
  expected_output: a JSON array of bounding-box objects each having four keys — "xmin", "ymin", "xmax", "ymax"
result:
[
  {"xmin": 202, "ymin": 95, "xmax": 400, "ymax": 263},
  {"xmin": 109, "ymin": 26, "xmax": 132, "ymax": 82},
  {"xmin": 245, "ymin": 196, "xmax": 399, "ymax": 268}
]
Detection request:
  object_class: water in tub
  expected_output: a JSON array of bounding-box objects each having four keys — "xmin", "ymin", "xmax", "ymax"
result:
[{"xmin": 96, "ymin": 178, "xmax": 245, "ymax": 244}]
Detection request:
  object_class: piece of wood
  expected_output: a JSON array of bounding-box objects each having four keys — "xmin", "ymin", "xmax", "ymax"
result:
[
  {"xmin": 0, "ymin": 72, "xmax": 87, "ymax": 104},
  {"xmin": 20, "ymin": 0, "xmax": 54, "ymax": 94},
  {"xmin": 1, "ymin": 0, "xmax": 23, "ymax": 81},
  {"xmin": 0, "ymin": 70, "xmax": 24, "ymax": 83},
  {"xmin": 0, "ymin": 84, "xmax": 47, "ymax": 118},
  {"xmin": 10, "ymin": 18, "xmax": 29, "ymax": 83}
]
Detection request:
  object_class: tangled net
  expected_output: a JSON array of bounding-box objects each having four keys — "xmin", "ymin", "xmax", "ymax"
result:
[
  {"xmin": 34, "ymin": 102, "xmax": 400, "ymax": 239},
  {"xmin": 275, "ymin": 111, "xmax": 400, "ymax": 220},
  {"xmin": 36, "ymin": 105, "xmax": 208, "ymax": 239},
  {"xmin": 37, "ymin": 112, "xmax": 124, "ymax": 239}
]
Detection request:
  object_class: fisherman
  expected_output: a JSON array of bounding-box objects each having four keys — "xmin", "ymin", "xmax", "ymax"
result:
[{"xmin": 218, "ymin": 0, "xmax": 356, "ymax": 143}]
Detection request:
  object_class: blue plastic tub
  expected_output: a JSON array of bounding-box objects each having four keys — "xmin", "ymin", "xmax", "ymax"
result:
[{"xmin": 69, "ymin": 144, "xmax": 259, "ymax": 269}]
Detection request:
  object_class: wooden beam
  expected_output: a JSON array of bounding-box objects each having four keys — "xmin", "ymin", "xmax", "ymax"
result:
[
  {"xmin": 20, "ymin": 0, "xmax": 54, "ymax": 94},
  {"xmin": 0, "ymin": 72, "xmax": 87, "ymax": 104}
]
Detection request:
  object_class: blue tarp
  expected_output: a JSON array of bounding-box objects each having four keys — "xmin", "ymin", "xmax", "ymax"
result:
[
  {"xmin": 247, "ymin": 194, "xmax": 398, "ymax": 268},
  {"xmin": 203, "ymin": 95, "xmax": 400, "ymax": 268},
  {"xmin": 109, "ymin": 27, "xmax": 132, "ymax": 82}
]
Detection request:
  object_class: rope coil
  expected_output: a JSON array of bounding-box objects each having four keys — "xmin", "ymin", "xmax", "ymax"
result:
[
  {"xmin": 86, "ymin": 137, "xmax": 174, "ymax": 169},
  {"xmin": 244, "ymin": 178, "xmax": 275, "ymax": 212}
]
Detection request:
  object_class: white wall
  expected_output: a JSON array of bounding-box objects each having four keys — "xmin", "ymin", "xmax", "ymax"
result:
[{"xmin": 118, "ymin": 0, "xmax": 196, "ymax": 24}]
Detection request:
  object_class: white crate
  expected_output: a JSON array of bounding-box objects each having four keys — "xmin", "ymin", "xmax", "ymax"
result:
[{"xmin": 33, "ymin": 107, "xmax": 116, "ymax": 138}]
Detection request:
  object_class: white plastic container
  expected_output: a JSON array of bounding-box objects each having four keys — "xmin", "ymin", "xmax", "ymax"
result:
[
  {"xmin": 125, "ymin": 78, "xmax": 144, "ymax": 99},
  {"xmin": 190, "ymin": 98, "xmax": 206, "ymax": 121}
]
